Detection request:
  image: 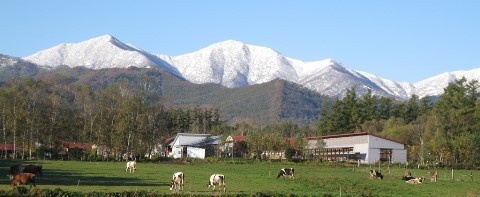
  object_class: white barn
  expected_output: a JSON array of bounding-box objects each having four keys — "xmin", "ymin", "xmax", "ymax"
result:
[
  {"xmin": 168, "ymin": 133, "xmax": 221, "ymax": 159},
  {"xmin": 306, "ymin": 132, "xmax": 407, "ymax": 164}
]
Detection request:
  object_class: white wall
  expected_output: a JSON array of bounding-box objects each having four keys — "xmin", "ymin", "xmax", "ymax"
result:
[
  {"xmin": 187, "ymin": 147, "xmax": 205, "ymax": 159},
  {"xmin": 368, "ymin": 135, "xmax": 404, "ymax": 149},
  {"xmin": 392, "ymin": 149, "xmax": 407, "ymax": 163},
  {"xmin": 172, "ymin": 146, "xmax": 206, "ymax": 159},
  {"xmin": 353, "ymin": 143, "xmax": 369, "ymax": 163},
  {"xmin": 368, "ymin": 148, "xmax": 380, "ymax": 164},
  {"xmin": 172, "ymin": 146, "xmax": 182, "ymax": 159},
  {"xmin": 325, "ymin": 135, "xmax": 368, "ymax": 148}
]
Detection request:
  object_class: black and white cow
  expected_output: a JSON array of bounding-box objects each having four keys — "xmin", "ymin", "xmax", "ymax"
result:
[
  {"xmin": 402, "ymin": 176, "xmax": 415, "ymax": 181},
  {"xmin": 369, "ymin": 170, "xmax": 383, "ymax": 180},
  {"xmin": 170, "ymin": 172, "xmax": 184, "ymax": 191},
  {"xmin": 207, "ymin": 174, "xmax": 225, "ymax": 192},
  {"xmin": 406, "ymin": 177, "xmax": 425, "ymax": 184},
  {"xmin": 277, "ymin": 168, "xmax": 295, "ymax": 179}
]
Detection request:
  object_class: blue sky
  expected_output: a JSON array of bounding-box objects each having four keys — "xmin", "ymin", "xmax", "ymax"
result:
[{"xmin": 1, "ymin": 1, "xmax": 479, "ymax": 82}]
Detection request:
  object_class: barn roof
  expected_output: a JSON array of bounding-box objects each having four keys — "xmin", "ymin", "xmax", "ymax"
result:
[
  {"xmin": 169, "ymin": 133, "xmax": 221, "ymax": 147},
  {"xmin": 307, "ymin": 132, "xmax": 405, "ymax": 145},
  {"xmin": 232, "ymin": 136, "xmax": 246, "ymax": 141},
  {"xmin": 226, "ymin": 135, "xmax": 246, "ymax": 142},
  {"xmin": 63, "ymin": 142, "xmax": 92, "ymax": 150},
  {"xmin": 0, "ymin": 144, "xmax": 14, "ymax": 151}
]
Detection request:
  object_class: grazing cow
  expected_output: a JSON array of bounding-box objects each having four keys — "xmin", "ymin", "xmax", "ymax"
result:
[
  {"xmin": 125, "ymin": 161, "xmax": 136, "ymax": 173},
  {"xmin": 369, "ymin": 170, "xmax": 384, "ymax": 180},
  {"xmin": 207, "ymin": 174, "xmax": 226, "ymax": 192},
  {"xmin": 7, "ymin": 164, "xmax": 22, "ymax": 180},
  {"xmin": 23, "ymin": 165, "xmax": 42, "ymax": 176},
  {"xmin": 429, "ymin": 171, "xmax": 438, "ymax": 182},
  {"xmin": 277, "ymin": 168, "xmax": 295, "ymax": 179},
  {"xmin": 170, "ymin": 172, "xmax": 184, "ymax": 191},
  {"xmin": 11, "ymin": 173, "xmax": 36, "ymax": 188},
  {"xmin": 406, "ymin": 177, "xmax": 425, "ymax": 184}
]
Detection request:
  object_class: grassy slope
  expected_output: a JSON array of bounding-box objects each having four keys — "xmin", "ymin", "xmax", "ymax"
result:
[{"xmin": 0, "ymin": 160, "xmax": 479, "ymax": 196}]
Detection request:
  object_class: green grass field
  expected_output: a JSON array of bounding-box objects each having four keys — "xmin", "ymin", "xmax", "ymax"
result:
[{"xmin": 0, "ymin": 159, "xmax": 479, "ymax": 196}]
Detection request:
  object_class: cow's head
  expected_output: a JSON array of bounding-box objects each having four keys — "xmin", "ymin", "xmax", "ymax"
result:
[{"xmin": 170, "ymin": 180, "xmax": 175, "ymax": 190}]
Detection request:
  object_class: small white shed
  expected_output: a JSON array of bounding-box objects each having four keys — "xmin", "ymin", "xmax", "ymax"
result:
[{"xmin": 169, "ymin": 133, "xmax": 221, "ymax": 159}]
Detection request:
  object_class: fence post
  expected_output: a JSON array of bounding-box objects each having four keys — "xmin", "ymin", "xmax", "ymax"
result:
[{"xmin": 451, "ymin": 169, "xmax": 454, "ymax": 181}]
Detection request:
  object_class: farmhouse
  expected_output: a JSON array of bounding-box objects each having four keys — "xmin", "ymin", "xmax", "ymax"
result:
[
  {"xmin": 0, "ymin": 144, "xmax": 19, "ymax": 158},
  {"xmin": 168, "ymin": 133, "xmax": 221, "ymax": 159},
  {"xmin": 306, "ymin": 132, "xmax": 407, "ymax": 164},
  {"xmin": 222, "ymin": 135, "xmax": 247, "ymax": 157},
  {"xmin": 61, "ymin": 142, "xmax": 94, "ymax": 160}
]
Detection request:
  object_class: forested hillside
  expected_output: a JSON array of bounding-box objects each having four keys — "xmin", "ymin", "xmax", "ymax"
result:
[{"xmin": 32, "ymin": 66, "xmax": 326, "ymax": 125}]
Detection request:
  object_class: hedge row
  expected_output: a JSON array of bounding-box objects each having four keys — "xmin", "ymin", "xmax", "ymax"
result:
[{"xmin": 0, "ymin": 187, "xmax": 335, "ymax": 197}]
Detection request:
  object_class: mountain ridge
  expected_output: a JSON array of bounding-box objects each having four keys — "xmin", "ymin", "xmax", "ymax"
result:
[{"xmin": 17, "ymin": 34, "xmax": 480, "ymax": 99}]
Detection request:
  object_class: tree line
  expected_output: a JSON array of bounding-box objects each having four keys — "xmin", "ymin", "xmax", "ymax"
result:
[
  {"xmin": 0, "ymin": 77, "xmax": 223, "ymax": 160},
  {"xmin": 1, "ymin": 75, "xmax": 479, "ymax": 167}
]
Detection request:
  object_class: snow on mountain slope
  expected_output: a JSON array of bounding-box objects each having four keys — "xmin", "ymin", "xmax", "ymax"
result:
[
  {"xmin": 1, "ymin": 54, "xmax": 24, "ymax": 67},
  {"xmin": 162, "ymin": 40, "xmax": 298, "ymax": 88},
  {"xmin": 298, "ymin": 60, "xmax": 391, "ymax": 98},
  {"xmin": 413, "ymin": 68, "xmax": 480, "ymax": 98},
  {"xmin": 358, "ymin": 71, "xmax": 411, "ymax": 99},
  {"xmin": 1, "ymin": 53, "xmax": 38, "ymax": 68},
  {"xmin": 159, "ymin": 41, "xmax": 395, "ymax": 98},
  {"xmin": 24, "ymin": 35, "xmax": 182, "ymax": 77}
]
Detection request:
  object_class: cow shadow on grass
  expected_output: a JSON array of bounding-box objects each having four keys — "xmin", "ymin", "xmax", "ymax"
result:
[
  {"xmin": 39, "ymin": 169, "xmax": 168, "ymax": 187},
  {"xmin": 0, "ymin": 163, "xmax": 169, "ymax": 187}
]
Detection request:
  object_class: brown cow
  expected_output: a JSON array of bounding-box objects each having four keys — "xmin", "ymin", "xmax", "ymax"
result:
[
  {"xmin": 23, "ymin": 165, "xmax": 42, "ymax": 176},
  {"xmin": 402, "ymin": 170, "xmax": 414, "ymax": 181},
  {"xmin": 404, "ymin": 170, "xmax": 412, "ymax": 177},
  {"xmin": 429, "ymin": 171, "xmax": 438, "ymax": 182},
  {"xmin": 11, "ymin": 173, "xmax": 36, "ymax": 188}
]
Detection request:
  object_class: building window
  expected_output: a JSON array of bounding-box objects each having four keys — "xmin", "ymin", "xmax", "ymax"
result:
[{"xmin": 380, "ymin": 149, "xmax": 392, "ymax": 162}]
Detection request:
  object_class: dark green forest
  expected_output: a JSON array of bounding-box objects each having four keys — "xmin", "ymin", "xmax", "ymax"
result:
[{"xmin": 0, "ymin": 66, "xmax": 479, "ymax": 167}]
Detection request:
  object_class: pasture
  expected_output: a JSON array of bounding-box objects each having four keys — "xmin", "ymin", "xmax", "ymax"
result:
[{"xmin": 0, "ymin": 160, "xmax": 479, "ymax": 196}]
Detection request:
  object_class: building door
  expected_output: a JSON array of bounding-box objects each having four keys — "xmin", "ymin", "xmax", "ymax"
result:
[
  {"xmin": 182, "ymin": 146, "xmax": 188, "ymax": 158},
  {"xmin": 380, "ymin": 149, "xmax": 392, "ymax": 162}
]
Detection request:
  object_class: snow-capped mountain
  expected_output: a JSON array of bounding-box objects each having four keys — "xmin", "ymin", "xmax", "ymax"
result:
[
  {"xmin": 0, "ymin": 54, "xmax": 39, "ymax": 80},
  {"xmin": 1, "ymin": 54, "xmax": 36, "ymax": 68},
  {"xmin": 21, "ymin": 35, "xmax": 480, "ymax": 99},
  {"xmin": 412, "ymin": 68, "xmax": 480, "ymax": 98},
  {"xmin": 24, "ymin": 35, "xmax": 182, "ymax": 77},
  {"xmin": 159, "ymin": 41, "xmax": 409, "ymax": 98},
  {"xmin": 160, "ymin": 40, "xmax": 298, "ymax": 88}
]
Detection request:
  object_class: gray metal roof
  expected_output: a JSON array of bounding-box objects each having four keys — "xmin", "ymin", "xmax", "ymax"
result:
[{"xmin": 169, "ymin": 133, "xmax": 221, "ymax": 147}]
